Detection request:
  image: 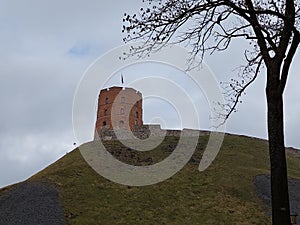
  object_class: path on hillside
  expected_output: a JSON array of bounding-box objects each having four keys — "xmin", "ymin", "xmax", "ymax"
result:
[
  {"xmin": 0, "ymin": 180, "xmax": 66, "ymax": 225},
  {"xmin": 254, "ymin": 174, "xmax": 300, "ymax": 225}
]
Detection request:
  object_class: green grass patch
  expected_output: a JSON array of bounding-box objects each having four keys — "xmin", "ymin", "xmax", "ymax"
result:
[{"xmin": 29, "ymin": 134, "xmax": 300, "ymax": 225}]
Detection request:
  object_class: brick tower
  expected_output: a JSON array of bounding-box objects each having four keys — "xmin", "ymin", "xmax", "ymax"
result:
[{"xmin": 95, "ymin": 86, "xmax": 143, "ymax": 135}]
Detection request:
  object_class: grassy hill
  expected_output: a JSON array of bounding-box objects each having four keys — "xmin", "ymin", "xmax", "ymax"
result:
[{"xmin": 6, "ymin": 134, "xmax": 300, "ymax": 224}]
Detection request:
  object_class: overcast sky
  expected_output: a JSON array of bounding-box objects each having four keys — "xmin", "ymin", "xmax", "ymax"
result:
[{"xmin": 0, "ymin": 0, "xmax": 299, "ymax": 188}]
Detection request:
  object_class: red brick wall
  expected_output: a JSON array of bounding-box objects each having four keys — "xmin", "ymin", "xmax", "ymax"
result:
[{"xmin": 95, "ymin": 86, "xmax": 143, "ymax": 131}]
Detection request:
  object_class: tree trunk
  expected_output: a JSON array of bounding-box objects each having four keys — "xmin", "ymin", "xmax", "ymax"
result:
[{"xmin": 266, "ymin": 73, "xmax": 291, "ymax": 225}]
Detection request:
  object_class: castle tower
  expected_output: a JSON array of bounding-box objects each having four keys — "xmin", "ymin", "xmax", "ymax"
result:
[{"xmin": 95, "ymin": 86, "xmax": 143, "ymax": 134}]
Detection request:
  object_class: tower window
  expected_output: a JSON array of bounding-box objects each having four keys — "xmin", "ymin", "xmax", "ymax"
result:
[
  {"xmin": 135, "ymin": 111, "xmax": 139, "ymax": 118},
  {"xmin": 120, "ymin": 108, "xmax": 125, "ymax": 114},
  {"xmin": 105, "ymin": 97, "xmax": 109, "ymax": 104},
  {"xmin": 102, "ymin": 121, "xmax": 107, "ymax": 127},
  {"xmin": 121, "ymin": 97, "xmax": 125, "ymax": 103},
  {"xmin": 104, "ymin": 109, "xmax": 108, "ymax": 116},
  {"xmin": 119, "ymin": 120, "xmax": 124, "ymax": 126}
]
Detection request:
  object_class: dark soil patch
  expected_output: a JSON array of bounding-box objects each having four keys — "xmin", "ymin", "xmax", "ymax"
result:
[
  {"xmin": 0, "ymin": 180, "xmax": 66, "ymax": 225},
  {"xmin": 254, "ymin": 174, "xmax": 300, "ymax": 225}
]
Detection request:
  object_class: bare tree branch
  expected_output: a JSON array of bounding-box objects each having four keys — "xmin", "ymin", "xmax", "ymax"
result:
[{"xmin": 279, "ymin": 30, "xmax": 300, "ymax": 93}]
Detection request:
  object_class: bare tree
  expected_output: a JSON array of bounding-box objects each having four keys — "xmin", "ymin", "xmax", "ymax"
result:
[{"xmin": 123, "ymin": 0, "xmax": 300, "ymax": 224}]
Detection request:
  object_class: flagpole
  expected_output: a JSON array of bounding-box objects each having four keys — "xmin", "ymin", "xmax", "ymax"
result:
[{"xmin": 121, "ymin": 73, "xmax": 124, "ymax": 87}]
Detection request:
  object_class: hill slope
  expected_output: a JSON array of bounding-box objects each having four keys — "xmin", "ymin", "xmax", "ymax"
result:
[{"xmin": 2, "ymin": 134, "xmax": 300, "ymax": 224}]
